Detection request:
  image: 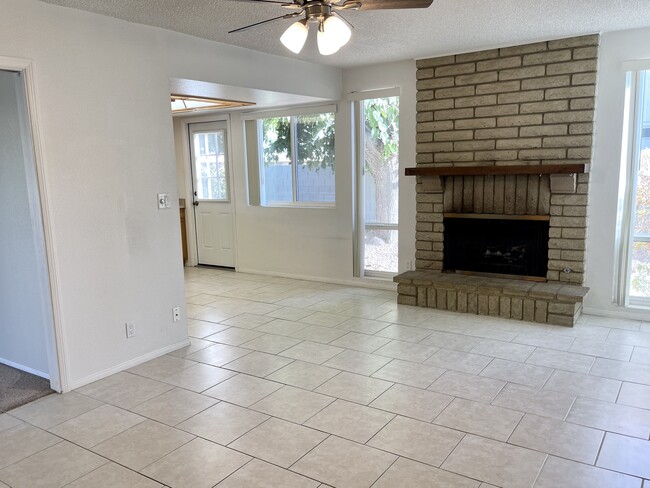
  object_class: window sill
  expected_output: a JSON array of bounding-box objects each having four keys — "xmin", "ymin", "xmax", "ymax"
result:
[{"xmin": 260, "ymin": 203, "xmax": 336, "ymax": 209}]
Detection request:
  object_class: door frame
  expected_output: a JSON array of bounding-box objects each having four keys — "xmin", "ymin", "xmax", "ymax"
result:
[
  {"xmin": 177, "ymin": 113, "xmax": 238, "ymax": 269},
  {"xmin": 0, "ymin": 56, "xmax": 67, "ymax": 392}
]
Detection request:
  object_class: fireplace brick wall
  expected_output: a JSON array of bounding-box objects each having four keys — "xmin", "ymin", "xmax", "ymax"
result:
[{"xmin": 414, "ymin": 35, "xmax": 599, "ymax": 285}]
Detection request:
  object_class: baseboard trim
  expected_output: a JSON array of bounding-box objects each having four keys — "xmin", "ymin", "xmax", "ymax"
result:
[
  {"xmin": 0, "ymin": 357, "xmax": 49, "ymax": 379},
  {"xmin": 66, "ymin": 339, "xmax": 191, "ymax": 392},
  {"xmin": 583, "ymin": 306, "xmax": 650, "ymax": 321},
  {"xmin": 236, "ymin": 268, "xmax": 397, "ymax": 291}
]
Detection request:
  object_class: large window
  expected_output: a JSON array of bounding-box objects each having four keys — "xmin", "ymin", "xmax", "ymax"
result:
[
  {"xmin": 620, "ymin": 70, "xmax": 650, "ymax": 303},
  {"xmin": 258, "ymin": 112, "xmax": 335, "ymax": 206}
]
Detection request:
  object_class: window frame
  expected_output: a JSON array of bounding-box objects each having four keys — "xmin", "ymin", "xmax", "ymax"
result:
[
  {"xmin": 245, "ymin": 105, "xmax": 337, "ymax": 209},
  {"xmin": 617, "ymin": 69, "xmax": 650, "ymax": 307}
]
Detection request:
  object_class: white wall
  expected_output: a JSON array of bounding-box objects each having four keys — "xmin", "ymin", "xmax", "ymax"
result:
[
  {"xmin": 0, "ymin": 70, "xmax": 51, "ymax": 377},
  {"xmin": 584, "ymin": 26, "xmax": 650, "ymax": 318},
  {"xmin": 0, "ymin": 0, "xmax": 341, "ymax": 390}
]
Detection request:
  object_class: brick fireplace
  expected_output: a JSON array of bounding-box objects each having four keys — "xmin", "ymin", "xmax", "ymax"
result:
[{"xmin": 395, "ymin": 35, "xmax": 598, "ymax": 326}]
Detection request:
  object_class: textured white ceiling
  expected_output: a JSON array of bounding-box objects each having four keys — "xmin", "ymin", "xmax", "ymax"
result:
[{"xmin": 39, "ymin": 0, "xmax": 650, "ymax": 68}]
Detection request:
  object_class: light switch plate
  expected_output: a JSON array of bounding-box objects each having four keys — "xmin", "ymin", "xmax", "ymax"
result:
[{"xmin": 158, "ymin": 193, "xmax": 170, "ymax": 209}]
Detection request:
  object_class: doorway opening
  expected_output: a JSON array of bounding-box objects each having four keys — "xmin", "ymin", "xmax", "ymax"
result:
[{"xmin": 0, "ymin": 66, "xmax": 60, "ymax": 408}]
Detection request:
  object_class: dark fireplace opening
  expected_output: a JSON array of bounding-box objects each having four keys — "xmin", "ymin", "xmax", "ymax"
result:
[{"xmin": 443, "ymin": 216, "xmax": 549, "ymax": 279}]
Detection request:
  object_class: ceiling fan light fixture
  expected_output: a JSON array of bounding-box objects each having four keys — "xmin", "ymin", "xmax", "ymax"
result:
[
  {"xmin": 316, "ymin": 16, "xmax": 350, "ymax": 55},
  {"xmin": 280, "ymin": 20, "xmax": 308, "ymax": 53}
]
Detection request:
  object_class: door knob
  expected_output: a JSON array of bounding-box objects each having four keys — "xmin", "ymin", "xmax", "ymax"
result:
[{"xmin": 193, "ymin": 201, "xmax": 199, "ymax": 206}]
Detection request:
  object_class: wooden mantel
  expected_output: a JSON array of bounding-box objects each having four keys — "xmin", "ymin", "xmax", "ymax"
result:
[{"xmin": 405, "ymin": 163, "xmax": 589, "ymax": 177}]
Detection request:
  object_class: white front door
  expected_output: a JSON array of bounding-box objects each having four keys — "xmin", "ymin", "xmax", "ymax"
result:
[{"xmin": 189, "ymin": 121, "xmax": 235, "ymax": 267}]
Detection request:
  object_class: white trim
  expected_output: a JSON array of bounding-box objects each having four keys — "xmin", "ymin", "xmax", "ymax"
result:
[
  {"xmin": 346, "ymin": 87, "xmax": 400, "ymax": 101},
  {"xmin": 237, "ymin": 267, "xmax": 397, "ymax": 291},
  {"xmin": 583, "ymin": 306, "xmax": 650, "ymax": 321},
  {"xmin": 241, "ymin": 104, "xmax": 337, "ymax": 121},
  {"xmin": 622, "ymin": 59, "xmax": 650, "ymax": 72},
  {"xmin": 67, "ymin": 339, "xmax": 191, "ymax": 391},
  {"xmin": 0, "ymin": 56, "xmax": 67, "ymax": 393},
  {"xmin": 0, "ymin": 357, "xmax": 49, "ymax": 379}
]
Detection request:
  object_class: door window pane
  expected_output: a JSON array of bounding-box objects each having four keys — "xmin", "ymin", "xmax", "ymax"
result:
[
  {"xmin": 192, "ymin": 131, "xmax": 228, "ymax": 200},
  {"xmin": 363, "ymin": 96, "xmax": 399, "ymax": 274}
]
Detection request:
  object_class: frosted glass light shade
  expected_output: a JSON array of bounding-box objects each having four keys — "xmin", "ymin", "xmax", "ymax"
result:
[
  {"xmin": 280, "ymin": 21, "xmax": 309, "ymax": 53},
  {"xmin": 317, "ymin": 15, "xmax": 351, "ymax": 55}
]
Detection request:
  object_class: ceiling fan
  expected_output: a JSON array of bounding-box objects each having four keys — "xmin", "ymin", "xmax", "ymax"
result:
[{"xmin": 228, "ymin": 0, "xmax": 434, "ymax": 55}]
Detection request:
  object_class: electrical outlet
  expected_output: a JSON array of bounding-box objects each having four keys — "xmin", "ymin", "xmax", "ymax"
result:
[
  {"xmin": 125, "ymin": 321, "xmax": 136, "ymax": 338},
  {"xmin": 172, "ymin": 307, "xmax": 181, "ymax": 322}
]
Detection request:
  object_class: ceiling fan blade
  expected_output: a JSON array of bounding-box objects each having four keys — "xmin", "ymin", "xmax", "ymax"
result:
[
  {"xmin": 228, "ymin": 11, "xmax": 302, "ymax": 33},
  {"xmin": 336, "ymin": 0, "xmax": 433, "ymax": 10},
  {"xmin": 225, "ymin": 0, "xmax": 300, "ymax": 5}
]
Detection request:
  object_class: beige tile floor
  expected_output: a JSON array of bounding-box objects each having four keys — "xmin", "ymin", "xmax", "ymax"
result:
[{"xmin": 1, "ymin": 266, "xmax": 650, "ymax": 487}]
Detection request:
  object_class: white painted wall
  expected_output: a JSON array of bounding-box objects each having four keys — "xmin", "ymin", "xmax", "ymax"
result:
[
  {"xmin": 0, "ymin": 70, "xmax": 51, "ymax": 377},
  {"xmin": 584, "ymin": 26, "xmax": 650, "ymax": 318},
  {"xmin": 0, "ymin": 0, "xmax": 341, "ymax": 389}
]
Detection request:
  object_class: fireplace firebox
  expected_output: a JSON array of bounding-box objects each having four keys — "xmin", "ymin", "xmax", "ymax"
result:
[{"xmin": 443, "ymin": 216, "xmax": 550, "ymax": 279}]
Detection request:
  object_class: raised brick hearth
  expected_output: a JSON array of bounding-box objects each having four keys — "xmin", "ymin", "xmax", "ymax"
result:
[{"xmin": 397, "ymin": 35, "xmax": 598, "ymax": 326}]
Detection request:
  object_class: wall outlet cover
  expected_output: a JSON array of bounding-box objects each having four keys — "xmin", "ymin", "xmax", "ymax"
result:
[{"xmin": 125, "ymin": 321, "xmax": 136, "ymax": 338}]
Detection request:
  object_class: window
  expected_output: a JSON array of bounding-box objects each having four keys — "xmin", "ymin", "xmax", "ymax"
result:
[
  {"xmin": 192, "ymin": 130, "xmax": 228, "ymax": 201},
  {"xmin": 257, "ymin": 112, "xmax": 335, "ymax": 206},
  {"xmin": 357, "ymin": 95, "xmax": 400, "ymax": 276},
  {"xmin": 619, "ymin": 69, "xmax": 650, "ymax": 304}
]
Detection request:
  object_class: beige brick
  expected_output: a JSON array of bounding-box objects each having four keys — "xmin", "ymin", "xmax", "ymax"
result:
[
  {"xmin": 568, "ymin": 123, "xmax": 593, "ymax": 135},
  {"xmin": 455, "ymin": 118, "xmax": 497, "ymax": 129},
  {"xmin": 434, "ymin": 130, "xmax": 474, "ymax": 141},
  {"xmin": 523, "ymin": 50, "xmax": 572, "ymax": 65},
  {"xmin": 548, "ymin": 261, "xmax": 585, "ymax": 273},
  {"xmin": 548, "ymin": 314, "xmax": 575, "ymax": 327},
  {"xmin": 416, "ymin": 142, "xmax": 453, "ymax": 153},
  {"xmin": 567, "ymin": 148, "xmax": 592, "ymax": 159},
  {"xmin": 397, "ymin": 284, "xmax": 416, "ymax": 296},
  {"xmin": 416, "ymin": 68, "xmax": 434, "ymax": 80},
  {"xmin": 519, "ymin": 148, "xmax": 567, "ymax": 160},
  {"xmin": 549, "ymin": 228, "xmax": 562, "ymax": 238},
  {"xmin": 474, "ymin": 150, "xmax": 518, "ymax": 161},
  {"xmin": 573, "ymin": 46, "xmax": 599, "ymax": 60},
  {"xmin": 546, "ymin": 60, "xmax": 598, "ymax": 75},
  {"xmin": 475, "ymin": 104, "xmax": 519, "ymax": 117},
  {"xmin": 417, "ymin": 99, "xmax": 455, "ymax": 111},
  {"xmin": 544, "ymin": 111, "xmax": 594, "ymax": 123},
  {"xmin": 457, "ymin": 291, "xmax": 468, "ymax": 313},
  {"xmin": 499, "ymin": 65, "xmax": 546, "ymax": 80},
  {"xmin": 455, "ymin": 94, "xmax": 498, "ymax": 108},
  {"xmin": 550, "ymin": 206, "xmax": 563, "ymax": 217},
  {"xmin": 417, "ymin": 287, "xmax": 428, "ymax": 307},
  {"xmin": 489, "ymin": 295, "xmax": 500, "ymax": 316},
  {"xmin": 415, "ymin": 241, "xmax": 433, "ymax": 251},
  {"xmin": 456, "ymin": 50, "xmax": 500, "ymax": 63},
  {"xmin": 548, "ymin": 35, "xmax": 599, "ymax": 49},
  {"xmin": 561, "ymin": 250, "xmax": 585, "ymax": 261},
  {"xmin": 561, "ymin": 228, "xmax": 586, "ymax": 239},
  {"xmin": 548, "ymin": 238, "xmax": 586, "ymax": 250},
  {"xmin": 434, "ymin": 152, "xmax": 474, "ymax": 163},
  {"xmin": 550, "ymin": 216, "xmax": 587, "ymax": 228},
  {"xmin": 467, "ymin": 293, "xmax": 478, "ymax": 314},
  {"xmin": 572, "ymin": 73, "xmax": 597, "ymax": 85},
  {"xmin": 417, "ymin": 55, "xmax": 456, "ymax": 69},
  {"xmin": 520, "ymin": 100, "xmax": 569, "ymax": 114},
  {"xmin": 398, "ymin": 295, "xmax": 417, "ymax": 306},
  {"xmin": 436, "ymin": 63, "xmax": 476, "ymax": 77},
  {"xmin": 535, "ymin": 301, "xmax": 548, "ymax": 323},
  {"xmin": 543, "ymin": 135, "xmax": 592, "ymax": 148},
  {"xmin": 577, "ymin": 183, "xmax": 589, "ymax": 194},
  {"xmin": 500, "ymin": 42, "xmax": 548, "ymax": 56},
  {"xmin": 416, "ymin": 154, "xmax": 433, "ymax": 163},
  {"xmin": 499, "ymin": 296, "xmax": 512, "ymax": 318},
  {"xmin": 511, "ymin": 298, "xmax": 523, "ymax": 320},
  {"xmin": 417, "ymin": 121, "xmax": 454, "ymax": 132},
  {"xmin": 416, "ymin": 91, "xmax": 434, "ymax": 102},
  {"xmin": 476, "ymin": 80, "xmax": 521, "ymax": 95},
  {"xmin": 416, "ymin": 213, "xmax": 445, "ymax": 223},
  {"xmin": 415, "ymin": 223, "xmax": 433, "ymax": 233},
  {"xmin": 417, "ymin": 112, "xmax": 434, "ymax": 122},
  {"xmin": 416, "ymin": 231, "xmax": 444, "ymax": 242},
  {"xmin": 436, "ymin": 86, "xmax": 476, "ymax": 99},
  {"xmin": 475, "ymin": 127, "xmax": 519, "ymax": 139},
  {"xmin": 520, "ymin": 125, "xmax": 568, "ymax": 137},
  {"xmin": 416, "ymin": 133, "xmax": 433, "ymax": 143},
  {"xmin": 447, "ymin": 291, "xmax": 458, "ymax": 311},
  {"xmin": 434, "ymin": 108, "xmax": 475, "ymax": 120},
  {"xmin": 417, "ymin": 77, "xmax": 455, "ymax": 90},
  {"xmin": 497, "ymin": 91, "xmax": 544, "ymax": 104},
  {"xmin": 433, "ymin": 204, "xmax": 444, "ymax": 213},
  {"xmin": 454, "ymin": 140, "xmax": 496, "ymax": 151},
  {"xmin": 523, "ymin": 299, "xmax": 535, "ymax": 321},
  {"xmin": 455, "ymin": 72, "xmax": 499, "ymax": 86},
  {"xmin": 548, "ymin": 249, "xmax": 562, "ymax": 259},
  {"xmin": 546, "ymin": 85, "xmax": 596, "ymax": 100},
  {"xmin": 563, "ymin": 206, "xmax": 587, "ymax": 217},
  {"xmin": 551, "ymin": 194, "xmax": 588, "ymax": 205},
  {"xmin": 416, "ymin": 193, "xmax": 444, "ymax": 203},
  {"xmin": 427, "ymin": 287, "xmax": 437, "ymax": 308},
  {"xmin": 547, "ymin": 270, "xmax": 560, "ymax": 281},
  {"xmin": 436, "ymin": 289, "xmax": 448, "ymax": 310},
  {"xmin": 478, "ymin": 294, "xmax": 489, "ymax": 315},
  {"xmin": 477, "ymin": 56, "xmax": 522, "ymax": 72},
  {"xmin": 498, "ymin": 114, "xmax": 543, "ymax": 127},
  {"xmin": 521, "ymin": 75, "xmax": 571, "ymax": 90},
  {"xmin": 416, "ymin": 203, "xmax": 433, "ymax": 212},
  {"xmin": 496, "ymin": 138, "xmax": 542, "ymax": 149},
  {"xmin": 570, "ymin": 98, "xmax": 595, "ymax": 110}
]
